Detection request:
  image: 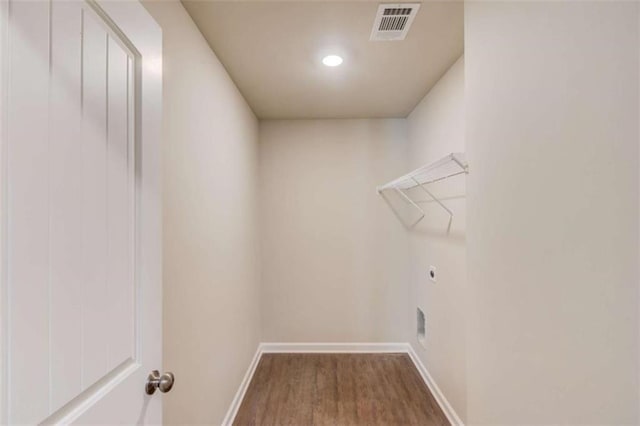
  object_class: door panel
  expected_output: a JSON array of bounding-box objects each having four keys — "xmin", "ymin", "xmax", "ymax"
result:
[
  {"xmin": 81, "ymin": 6, "xmax": 111, "ymax": 390},
  {"xmin": 6, "ymin": 1, "xmax": 51, "ymax": 422},
  {"xmin": 106, "ymin": 35, "xmax": 135, "ymax": 374},
  {"xmin": 50, "ymin": 0, "xmax": 84, "ymax": 412},
  {"xmin": 0, "ymin": 0, "xmax": 162, "ymax": 424}
]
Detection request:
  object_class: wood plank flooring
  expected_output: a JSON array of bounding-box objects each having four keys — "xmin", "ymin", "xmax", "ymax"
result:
[{"xmin": 233, "ymin": 353, "xmax": 450, "ymax": 426}]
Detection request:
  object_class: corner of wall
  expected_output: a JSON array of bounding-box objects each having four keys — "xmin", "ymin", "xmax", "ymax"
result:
[{"xmin": 405, "ymin": 55, "xmax": 467, "ymax": 423}]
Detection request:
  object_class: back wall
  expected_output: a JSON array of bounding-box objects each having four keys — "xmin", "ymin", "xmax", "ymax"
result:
[{"xmin": 259, "ymin": 119, "xmax": 410, "ymax": 342}]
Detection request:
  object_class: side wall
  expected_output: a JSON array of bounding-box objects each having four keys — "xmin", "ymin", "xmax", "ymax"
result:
[
  {"xmin": 406, "ymin": 57, "xmax": 466, "ymax": 422},
  {"xmin": 465, "ymin": 2, "xmax": 639, "ymax": 424},
  {"xmin": 141, "ymin": 2, "xmax": 261, "ymax": 424},
  {"xmin": 259, "ymin": 119, "xmax": 410, "ymax": 343}
]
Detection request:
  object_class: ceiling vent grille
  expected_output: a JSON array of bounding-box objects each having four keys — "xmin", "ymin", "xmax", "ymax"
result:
[{"xmin": 370, "ymin": 3, "xmax": 420, "ymax": 41}]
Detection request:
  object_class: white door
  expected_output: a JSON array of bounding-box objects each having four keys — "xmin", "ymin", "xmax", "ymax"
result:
[{"xmin": 0, "ymin": 0, "xmax": 163, "ymax": 424}]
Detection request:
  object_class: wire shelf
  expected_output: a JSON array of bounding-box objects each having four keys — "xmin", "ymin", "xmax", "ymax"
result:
[{"xmin": 377, "ymin": 153, "xmax": 468, "ymax": 225}]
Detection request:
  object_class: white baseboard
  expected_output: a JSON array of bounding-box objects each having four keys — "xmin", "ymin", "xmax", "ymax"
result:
[
  {"xmin": 222, "ymin": 342, "xmax": 464, "ymax": 426},
  {"xmin": 406, "ymin": 344, "xmax": 464, "ymax": 426},
  {"xmin": 221, "ymin": 344, "xmax": 263, "ymax": 426},
  {"xmin": 260, "ymin": 342, "xmax": 409, "ymax": 353}
]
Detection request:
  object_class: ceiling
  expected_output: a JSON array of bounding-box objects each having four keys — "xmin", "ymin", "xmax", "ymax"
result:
[{"xmin": 181, "ymin": 1, "xmax": 464, "ymax": 119}]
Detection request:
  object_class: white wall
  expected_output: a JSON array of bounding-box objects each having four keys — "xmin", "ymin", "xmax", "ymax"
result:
[
  {"xmin": 406, "ymin": 57, "xmax": 466, "ymax": 422},
  {"xmin": 465, "ymin": 2, "xmax": 639, "ymax": 424},
  {"xmin": 141, "ymin": 1, "xmax": 261, "ymax": 424},
  {"xmin": 259, "ymin": 119, "xmax": 410, "ymax": 343}
]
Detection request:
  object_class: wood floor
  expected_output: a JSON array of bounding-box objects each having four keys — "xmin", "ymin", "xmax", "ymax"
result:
[{"xmin": 233, "ymin": 353, "xmax": 450, "ymax": 426}]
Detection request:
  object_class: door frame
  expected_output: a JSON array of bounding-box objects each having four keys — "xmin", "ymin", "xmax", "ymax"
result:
[{"xmin": 0, "ymin": 0, "xmax": 8, "ymax": 421}]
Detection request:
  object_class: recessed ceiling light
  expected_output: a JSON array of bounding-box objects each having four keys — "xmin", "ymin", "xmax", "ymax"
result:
[{"xmin": 322, "ymin": 55, "xmax": 343, "ymax": 67}]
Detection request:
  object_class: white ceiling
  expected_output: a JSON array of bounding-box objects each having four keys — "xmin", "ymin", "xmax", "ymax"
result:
[{"xmin": 181, "ymin": 1, "xmax": 464, "ymax": 119}]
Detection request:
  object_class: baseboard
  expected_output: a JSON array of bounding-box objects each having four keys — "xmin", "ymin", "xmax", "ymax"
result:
[
  {"xmin": 406, "ymin": 344, "xmax": 464, "ymax": 426},
  {"xmin": 260, "ymin": 342, "xmax": 409, "ymax": 353},
  {"xmin": 221, "ymin": 344, "xmax": 263, "ymax": 426},
  {"xmin": 223, "ymin": 342, "xmax": 463, "ymax": 426}
]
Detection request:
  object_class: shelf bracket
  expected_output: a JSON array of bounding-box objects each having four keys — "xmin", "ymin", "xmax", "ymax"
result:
[
  {"xmin": 393, "ymin": 187, "xmax": 425, "ymax": 223},
  {"xmin": 410, "ymin": 176, "xmax": 453, "ymax": 218},
  {"xmin": 411, "ymin": 177, "xmax": 453, "ymax": 231}
]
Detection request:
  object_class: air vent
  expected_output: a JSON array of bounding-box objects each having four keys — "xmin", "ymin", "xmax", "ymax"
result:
[{"xmin": 370, "ymin": 3, "xmax": 420, "ymax": 41}]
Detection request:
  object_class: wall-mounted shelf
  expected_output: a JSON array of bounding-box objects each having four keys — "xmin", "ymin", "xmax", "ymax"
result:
[{"xmin": 377, "ymin": 153, "xmax": 468, "ymax": 225}]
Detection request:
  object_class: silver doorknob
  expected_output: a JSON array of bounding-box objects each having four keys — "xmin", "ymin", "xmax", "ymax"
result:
[{"xmin": 145, "ymin": 370, "xmax": 175, "ymax": 395}]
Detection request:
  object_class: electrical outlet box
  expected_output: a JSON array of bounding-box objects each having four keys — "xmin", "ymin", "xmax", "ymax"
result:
[{"xmin": 428, "ymin": 265, "xmax": 436, "ymax": 282}]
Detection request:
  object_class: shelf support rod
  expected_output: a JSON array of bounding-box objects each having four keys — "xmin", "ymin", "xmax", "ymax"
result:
[
  {"xmin": 411, "ymin": 177, "xmax": 453, "ymax": 218},
  {"xmin": 393, "ymin": 187, "xmax": 425, "ymax": 223}
]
